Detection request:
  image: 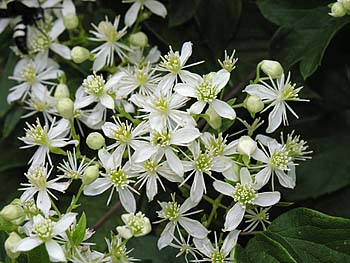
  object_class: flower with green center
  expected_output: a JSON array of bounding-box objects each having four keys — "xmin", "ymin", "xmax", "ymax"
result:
[
  {"xmin": 153, "ymin": 96, "xmax": 169, "ymax": 112},
  {"xmin": 194, "ymin": 153, "xmax": 213, "ymax": 173},
  {"xmin": 23, "ymin": 199, "xmax": 40, "ymax": 218},
  {"xmin": 270, "ymin": 149, "xmax": 291, "ymax": 170},
  {"xmin": 210, "ymin": 249, "xmax": 225, "ymax": 263},
  {"xmin": 175, "ymin": 69, "xmax": 236, "ymax": 120},
  {"xmin": 218, "ymin": 50, "xmax": 238, "ymax": 73},
  {"xmin": 84, "ymin": 149, "xmax": 137, "ymax": 213},
  {"xmin": 24, "ymin": 119, "xmax": 48, "ymax": 145},
  {"xmin": 161, "ymin": 49, "xmax": 182, "ymax": 73},
  {"xmin": 281, "ymin": 131, "xmax": 312, "ymax": 161},
  {"xmin": 21, "ymin": 64, "xmax": 36, "ymax": 83},
  {"xmin": 208, "ymin": 134, "xmax": 225, "ymax": 157},
  {"xmin": 213, "ymin": 167, "xmax": 280, "ymax": 231},
  {"xmin": 117, "ymin": 212, "xmax": 151, "ymax": 239},
  {"xmin": 156, "ymin": 195, "xmax": 209, "ymax": 250},
  {"xmin": 20, "ymin": 164, "xmax": 70, "ymax": 215},
  {"xmin": 83, "ymin": 73, "xmax": 105, "ymax": 96},
  {"xmin": 14, "ymin": 213, "xmax": 76, "ymax": 262},
  {"xmin": 135, "ymin": 67, "xmax": 148, "ymax": 85},
  {"xmin": 143, "ymin": 159, "xmax": 158, "ymax": 173},
  {"xmin": 244, "ymin": 72, "xmax": 309, "ymax": 133},
  {"xmin": 151, "ymin": 130, "xmax": 171, "ymax": 147},
  {"xmin": 244, "ymin": 207, "xmax": 271, "ymax": 232},
  {"xmin": 30, "ymin": 34, "xmax": 50, "ymax": 53},
  {"xmin": 58, "ymin": 149, "xmax": 92, "ymax": 180},
  {"xmin": 105, "ymin": 234, "xmax": 138, "ymax": 263}
]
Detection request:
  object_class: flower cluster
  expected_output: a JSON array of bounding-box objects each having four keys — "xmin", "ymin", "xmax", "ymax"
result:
[
  {"xmin": 0, "ymin": 1, "xmax": 311, "ymax": 263},
  {"xmin": 328, "ymin": 0, "xmax": 350, "ymax": 17}
]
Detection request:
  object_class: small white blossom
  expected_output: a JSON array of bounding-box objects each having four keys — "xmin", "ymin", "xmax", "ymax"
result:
[{"xmin": 116, "ymin": 212, "xmax": 151, "ymax": 239}]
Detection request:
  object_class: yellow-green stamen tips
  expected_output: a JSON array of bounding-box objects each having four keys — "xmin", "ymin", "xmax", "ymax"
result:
[
  {"xmin": 233, "ymin": 183, "xmax": 256, "ymax": 207},
  {"xmin": 21, "ymin": 64, "xmax": 36, "ymax": 83},
  {"xmin": 164, "ymin": 201, "xmax": 181, "ymax": 221},
  {"xmin": 33, "ymin": 218, "xmax": 53, "ymax": 241},
  {"xmin": 194, "ymin": 153, "xmax": 213, "ymax": 173},
  {"xmin": 270, "ymin": 149, "xmax": 290, "ymax": 170},
  {"xmin": 82, "ymin": 73, "xmax": 105, "ymax": 96},
  {"xmin": 110, "ymin": 169, "xmax": 129, "ymax": 188}
]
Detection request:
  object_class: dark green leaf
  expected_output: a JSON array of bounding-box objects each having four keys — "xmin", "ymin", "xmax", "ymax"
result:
[
  {"xmin": 168, "ymin": 0, "xmax": 201, "ymax": 27},
  {"xmin": 236, "ymin": 208, "xmax": 350, "ymax": 263},
  {"xmin": 27, "ymin": 244, "xmax": 49, "ymax": 263},
  {"xmin": 0, "ymin": 53, "xmax": 17, "ymax": 118},
  {"xmin": 257, "ymin": 0, "xmax": 350, "ymax": 79},
  {"xmin": 2, "ymin": 106, "xmax": 25, "ymax": 139}
]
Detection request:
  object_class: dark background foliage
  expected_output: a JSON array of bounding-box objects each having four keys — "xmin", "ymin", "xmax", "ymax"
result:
[{"xmin": 1, "ymin": 0, "xmax": 350, "ymax": 262}]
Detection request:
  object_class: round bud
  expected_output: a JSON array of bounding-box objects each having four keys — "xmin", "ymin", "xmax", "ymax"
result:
[
  {"xmin": 5, "ymin": 232, "xmax": 21, "ymax": 259},
  {"xmin": 57, "ymin": 98, "xmax": 74, "ymax": 119},
  {"xmin": 129, "ymin": 32, "xmax": 148, "ymax": 48},
  {"xmin": 71, "ymin": 46, "xmax": 90, "ymax": 64},
  {"xmin": 330, "ymin": 2, "xmax": 347, "ymax": 17},
  {"xmin": 260, "ymin": 60, "xmax": 283, "ymax": 79},
  {"xmin": 63, "ymin": 13, "xmax": 79, "ymax": 30},
  {"xmin": 82, "ymin": 165, "xmax": 100, "ymax": 185},
  {"xmin": 0, "ymin": 204, "xmax": 25, "ymax": 225},
  {"xmin": 343, "ymin": 0, "xmax": 350, "ymax": 10},
  {"xmin": 54, "ymin": 83, "xmax": 70, "ymax": 99},
  {"xmin": 244, "ymin": 95, "xmax": 264, "ymax": 114},
  {"xmin": 237, "ymin": 136, "xmax": 257, "ymax": 158},
  {"xmin": 86, "ymin": 132, "xmax": 105, "ymax": 150}
]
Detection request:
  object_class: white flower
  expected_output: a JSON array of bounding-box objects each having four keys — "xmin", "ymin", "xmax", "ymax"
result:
[
  {"xmin": 123, "ymin": 0, "xmax": 167, "ymax": 27},
  {"xmin": 193, "ymin": 230, "xmax": 240, "ymax": 263},
  {"xmin": 14, "ymin": 213, "xmax": 76, "ymax": 262},
  {"xmin": 213, "ymin": 167, "xmax": 280, "ymax": 231},
  {"xmin": 105, "ymin": 234, "xmax": 138, "ymax": 263},
  {"xmin": 90, "ymin": 16, "xmax": 132, "ymax": 71},
  {"xmin": 244, "ymin": 73, "xmax": 309, "ymax": 133},
  {"xmin": 71, "ymin": 248, "xmax": 107, "ymax": 263},
  {"xmin": 130, "ymin": 89, "xmax": 195, "ymax": 131},
  {"xmin": 116, "ymin": 212, "xmax": 151, "ymax": 239},
  {"xmin": 182, "ymin": 142, "xmax": 232, "ymax": 203},
  {"xmin": 132, "ymin": 153, "xmax": 183, "ymax": 201},
  {"xmin": 175, "ymin": 69, "xmax": 236, "ymax": 120},
  {"xmin": 8, "ymin": 53, "xmax": 62, "ymax": 104},
  {"xmin": 218, "ymin": 50, "xmax": 238, "ymax": 73},
  {"xmin": 156, "ymin": 195, "xmax": 209, "ymax": 250},
  {"xmin": 128, "ymin": 46, "xmax": 161, "ymax": 66},
  {"xmin": 19, "ymin": 118, "xmax": 77, "ymax": 165},
  {"xmin": 19, "ymin": 164, "xmax": 70, "ymax": 215},
  {"xmin": 252, "ymin": 134, "xmax": 297, "ymax": 189},
  {"xmin": 133, "ymin": 127, "xmax": 201, "ymax": 176},
  {"xmin": 58, "ymin": 149, "xmax": 92, "ymax": 180},
  {"xmin": 157, "ymin": 42, "xmax": 202, "ymax": 92},
  {"xmin": 83, "ymin": 149, "xmax": 137, "ymax": 213},
  {"xmin": 169, "ymin": 232, "xmax": 199, "ymax": 263},
  {"xmin": 244, "ymin": 207, "xmax": 271, "ymax": 232}
]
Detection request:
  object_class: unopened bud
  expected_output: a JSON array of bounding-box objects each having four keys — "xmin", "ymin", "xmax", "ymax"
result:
[
  {"xmin": 260, "ymin": 60, "xmax": 283, "ymax": 79},
  {"xmin": 86, "ymin": 132, "xmax": 105, "ymax": 150},
  {"xmin": 57, "ymin": 98, "xmax": 74, "ymax": 119},
  {"xmin": 54, "ymin": 83, "xmax": 70, "ymax": 99},
  {"xmin": 82, "ymin": 165, "xmax": 100, "ymax": 185},
  {"xmin": 343, "ymin": 0, "xmax": 350, "ymax": 10},
  {"xmin": 71, "ymin": 46, "xmax": 90, "ymax": 64},
  {"xmin": 329, "ymin": 2, "xmax": 347, "ymax": 17},
  {"xmin": 237, "ymin": 136, "xmax": 257, "ymax": 158},
  {"xmin": 244, "ymin": 95, "xmax": 264, "ymax": 115},
  {"xmin": 117, "ymin": 212, "xmax": 152, "ymax": 239},
  {"xmin": 129, "ymin": 32, "xmax": 148, "ymax": 48},
  {"xmin": 5, "ymin": 232, "xmax": 21, "ymax": 259},
  {"xmin": 63, "ymin": 13, "xmax": 79, "ymax": 30},
  {"xmin": 0, "ymin": 202, "xmax": 25, "ymax": 225}
]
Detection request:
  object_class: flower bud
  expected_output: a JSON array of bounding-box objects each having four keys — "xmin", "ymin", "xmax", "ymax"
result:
[
  {"xmin": 329, "ymin": 2, "xmax": 347, "ymax": 17},
  {"xmin": 86, "ymin": 132, "xmax": 105, "ymax": 150},
  {"xmin": 63, "ymin": 13, "xmax": 79, "ymax": 30},
  {"xmin": 82, "ymin": 165, "xmax": 100, "ymax": 185},
  {"xmin": 54, "ymin": 83, "xmax": 70, "ymax": 99},
  {"xmin": 237, "ymin": 136, "xmax": 257, "ymax": 158},
  {"xmin": 129, "ymin": 32, "xmax": 148, "ymax": 48},
  {"xmin": 343, "ymin": 0, "xmax": 350, "ymax": 10},
  {"xmin": 57, "ymin": 98, "xmax": 74, "ymax": 119},
  {"xmin": 117, "ymin": 212, "xmax": 152, "ymax": 239},
  {"xmin": 5, "ymin": 232, "xmax": 21, "ymax": 259},
  {"xmin": 71, "ymin": 46, "xmax": 90, "ymax": 64},
  {"xmin": 244, "ymin": 95, "xmax": 264, "ymax": 115},
  {"xmin": 0, "ymin": 202, "xmax": 25, "ymax": 225},
  {"xmin": 260, "ymin": 60, "xmax": 283, "ymax": 79}
]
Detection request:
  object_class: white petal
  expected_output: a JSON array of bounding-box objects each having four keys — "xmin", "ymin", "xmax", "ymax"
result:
[
  {"xmin": 213, "ymin": 181, "xmax": 235, "ymax": 196},
  {"xmin": 190, "ymin": 172, "xmax": 205, "ymax": 203},
  {"xmin": 48, "ymin": 19, "xmax": 65, "ymax": 40},
  {"xmin": 275, "ymin": 169, "xmax": 296, "ymax": 189},
  {"xmin": 244, "ymin": 84, "xmax": 276, "ymax": 100},
  {"xmin": 174, "ymin": 83, "xmax": 196, "ymax": 98},
  {"xmin": 37, "ymin": 190, "xmax": 51, "ymax": 215},
  {"xmin": 45, "ymin": 240, "xmax": 66, "ymax": 262},
  {"xmin": 211, "ymin": 99, "xmax": 236, "ymax": 119},
  {"xmin": 221, "ymin": 230, "xmax": 240, "ymax": 256},
  {"xmin": 133, "ymin": 144, "xmax": 158, "ymax": 163},
  {"xmin": 100, "ymin": 94, "xmax": 115, "ymax": 109},
  {"xmin": 119, "ymin": 188, "xmax": 136, "ymax": 213},
  {"xmin": 240, "ymin": 167, "xmax": 252, "ymax": 185},
  {"xmin": 253, "ymin": 192, "xmax": 281, "ymax": 207},
  {"xmin": 179, "ymin": 197, "xmax": 197, "ymax": 214},
  {"xmin": 144, "ymin": 0, "xmax": 167, "ymax": 18},
  {"xmin": 254, "ymin": 167, "xmax": 271, "ymax": 188},
  {"xmin": 14, "ymin": 237, "xmax": 42, "ymax": 252},
  {"xmin": 52, "ymin": 213, "xmax": 77, "ymax": 235},
  {"xmin": 83, "ymin": 178, "xmax": 111, "ymax": 196},
  {"xmin": 171, "ymin": 128, "xmax": 201, "ymax": 145},
  {"xmin": 165, "ymin": 149, "xmax": 183, "ymax": 176},
  {"xmin": 124, "ymin": 2, "xmax": 141, "ymax": 27},
  {"xmin": 157, "ymin": 222, "xmax": 175, "ymax": 250},
  {"xmin": 193, "ymin": 237, "xmax": 213, "ymax": 257},
  {"xmin": 251, "ymin": 148, "xmax": 269, "ymax": 163},
  {"xmin": 266, "ymin": 103, "xmax": 283, "ymax": 133},
  {"xmin": 179, "ymin": 217, "xmax": 208, "ymax": 239},
  {"xmin": 189, "ymin": 100, "xmax": 206, "ymax": 114},
  {"xmin": 179, "ymin": 41, "xmax": 192, "ymax": 65},
  {"xmin": 146, "ymin": 175, "xmax": 158, "ymax": 201},
  {"xmin": 212, "ymin": 70, "xmax": 230, "ymax": 91},
  {"xmin": 223, "ymin": 203, "xmax": 245, "ymax": 231}
]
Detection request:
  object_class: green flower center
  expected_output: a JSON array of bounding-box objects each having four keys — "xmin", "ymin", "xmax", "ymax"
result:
[
  {"xmin": 151, "ymin": 131, "xmax": 171, "ymax": 147},
  {"xmin": 127, "ymin": 213, "xmax": 147, "ymax": 235},
  {"xmin": 135, "ymin": 68, "xmax": 148, "ymax": 85},
  {"xmin": 110, "ymin": 169, "xmax": 128, "ymax": 189},
  {"xmin": 211, "ymin": 249, "xmax": 225, "ymax": 263},
  {"xmin": 162, "ymin": 51, "xmax": 181, "ymax": 72},
  {"xmin": 21, "ymin": 64, "xmax": 36, "ymax": 83},
  {"xmin": 143, "ymin": 159, "xmax": 158, "ymax": 174},
  {"xmin": 153, "ymin": 97, "xmax": 169, "ymax": 112},
  {"xmin": 194, "ymin": 153, "xmax": 213, "ymax": 173},
  {"xmin": 164, "ymin": 201, "xmax": 180, "ymax": 222},
  {"xmin": 281, "ymin": 83, "xmax": 298, "ymax": 100},
  {"xmin": 113, "ymin": 123, "xmax": 132, "ymax": 143},
  {"xmin": 23, "ymin": 199, "xmax": 39, "ymax": 217},
  {"xmin": 26, "ymin": 123, "xmax": 48, "ymax": 145},
  {"xmin": 66, "ymin": 171, "xmax": 80, "ymax": 180},
  {"xmin": 28, "ymin": 166, "xmax": 47, "ymax": 188},
  {"xmin": 98, "ymin": 21, "xmax": 118, "ymax": 42},
  {"xmin": 209, "ymin": 135, "xmax": 225, "ymax": 156},
  {"xmin": 83, "ymin": 74, "xmax": 105, "ymax": 96},
  {"xmin": 33, "ymin": 218, "xmax": 53, "ymax": 241},
  {"xmin": 197, "ymin": 78, "xmax": 218, "ymax": 102},
  {"xmin": 31, "ymin": 34, "xmax": 50, "ymax": 53},
  {"xmin": 233, "ymin": 183, "xmax": 256, "ymax": 207},
  {"xmin": 110, "ymin": 239, "xmax": 128, "ymax": 262},
  {"xmin": 270, "ymin": 149, "xmax": 290, "ymax": 170}
]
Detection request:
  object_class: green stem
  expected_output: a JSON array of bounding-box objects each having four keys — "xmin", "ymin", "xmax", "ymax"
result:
[
  {"xmin": 252, "ymin": 62, "xmax": 262, "ymax": 84},
  {"xmin": 69, "ymin": 119, "xmax": 81, "ymax": 157},
  {"xmin": 232, "ymin": 103, "xmax": 245, "ymax": 108},
  {"xmin": 51, "ymin": 199, "xmax": 61, "ymax": 217},
  {"xmin": 240, "ymin": 230, "xmax": 264, "ymax": 236},
  {"xmin": 206, "ymin": 194, "xmax": 223, "ymax": 227},
  {"xmin": 67, "ymin": 183, "xmax": 85, "ymax": 213}
]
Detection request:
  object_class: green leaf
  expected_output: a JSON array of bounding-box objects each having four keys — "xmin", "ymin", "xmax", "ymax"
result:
[
  {"xmin": 168, "ymin": 0, "xmax": 201, "ymax": 27},
  {"xmin": 257, "ymin": 0, "xmax": 350, "ymax": 79},
  {"xmin": 27, "ymin": 244, "xmax": 49, "ymax": 263},
  {"xmin": 0, "ymin": 53, "xmax": 17, "ymax": 118},
  {"xmin": 72, "ymin": 212, "xmax": 87, "ymax": 246},
  {"xmin": 195, "ymin": 0, "xmax": 242, "ymax": 55},
  {"xmin": 2, "ymin": 106, "xmax": 25, "ymax": 139},
  {"xmin": 235, "ymin": 208, "xmax": 350, "ymax": 263}
]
